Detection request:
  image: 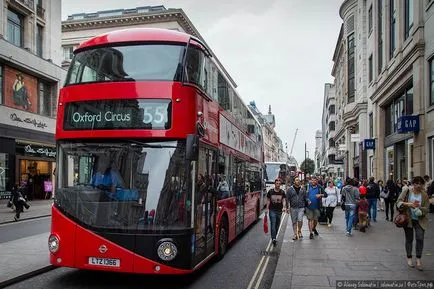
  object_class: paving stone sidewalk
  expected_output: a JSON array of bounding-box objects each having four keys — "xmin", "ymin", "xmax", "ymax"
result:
[
  {"xmin": 271, "ymin": 208, "xmax": 434, "ymax": 289},
  {"xmin": 0, "ymin": 199, "xmax": 53, "ymax": 224}
]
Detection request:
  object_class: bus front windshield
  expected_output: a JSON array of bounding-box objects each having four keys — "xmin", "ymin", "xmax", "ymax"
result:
[
  {"xmin": 65, "ymin": 44, "xmax": 185, "ymax": 85},
  {"xmin": 55, "ymin": 140, "xmax": 191, "ymax": 231}
]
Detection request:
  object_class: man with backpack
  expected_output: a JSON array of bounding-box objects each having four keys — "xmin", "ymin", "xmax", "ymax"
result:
[{"xmin": 366, "ymin": 176, "xmax": 380, "ymax": 222}]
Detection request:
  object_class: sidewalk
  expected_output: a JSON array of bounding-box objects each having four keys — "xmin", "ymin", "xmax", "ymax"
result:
[
  {"xmin": 0, "ymin": 199, "xmax": 53, "ymax": 224},
  {"xmin": 271, "ymin": 209, "xmax": 434, "ymax": 289},
  {"xmin": 0, "ymin": 199, "xmax": 54, "ymax": 288}
]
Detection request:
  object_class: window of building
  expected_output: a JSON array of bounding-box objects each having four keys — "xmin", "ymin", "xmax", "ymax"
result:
[
  {"xmin": 36, "ymin": 25, "xmax": 43, "ymax": 57},
  {"xmin": 369, "ymin": 54, "xmax": 373, "ymax": 83},
  {"xmin": 368, "ymin": 5, "xmax": 373, "ymax": 35},
  {"xmin": 385, "ymin": 105, "xmax": 393, "ymax": 135},
  {"xmin": 390, "ymin": 0, "xmax": 397, "ymax": 58},
  {"xmin": 369, "ymin": 112, "xmax": 374, "ymax": 138},
  {"xmin": 7, "ymin": 9, "xmax": 24, "ymax": 47},
  {"xmin": 329, "ymin": 105, "xmax": 335, "ymax": 114},
  {"xmin": 404, "ymin": 0, "xmax": 413, "ymax": 39},
  {"xmin": 378, "ymin": 0, "xmax": 383, "ymax": 74},
  {"xmin": 430, "ymin": 58, "xmax": 434, "ymax": 105},
  {"xmin": 406, "ymin": 86, "xmax": 413, "ymax": 114},
  {"xmin": 329, "ymin": 139, "xmax": 335, "ymax": 147},
  {"xmin": 347, "ymin": 33, "xmax": 355, "ymax": 103},
  {"xmin": 63, "ymin": 46, "xmax": 74, "ymax": 61},
  {"xmin": 39, "ymin": 81, "xmax": 54, "ymax": 117},
  {"xmin": 329, "ymin": 121, "xmax": 335, "ymax": 131},
  {"xmin": 385, "ymin": 83, "xmax": 413, "ymax": 136},
  {"xmin": 36, "ymin": 0, "xmax": 44, "ymax": 18}
]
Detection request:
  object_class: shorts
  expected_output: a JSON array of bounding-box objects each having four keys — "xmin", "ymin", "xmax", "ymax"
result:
[
  {"xmin": 290, "ymin": 207, "xmax": 305, "ymax": 224},
  {"xmin": 305, "ymin": 208, "xmax": 320, "ymax": 221}
]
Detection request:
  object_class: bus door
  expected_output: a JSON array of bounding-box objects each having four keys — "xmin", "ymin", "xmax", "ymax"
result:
[
  {"xmin": 234, "ymin": 159, "xmax": 245, "ymax": 235},
  {"xmin": 194, "ymin": 147, "xmax": 217, "ymax": 262}
]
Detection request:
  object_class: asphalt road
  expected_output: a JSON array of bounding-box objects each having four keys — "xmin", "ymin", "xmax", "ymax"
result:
[
  {"xmin": 4, "ymin": 214, "xmax": 288, "ymax": 289},
  {"xmin": 0, "ymin": 217, "xmax": 50, "ymax": 243}
]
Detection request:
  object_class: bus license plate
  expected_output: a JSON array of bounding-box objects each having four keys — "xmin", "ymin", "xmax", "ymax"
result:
[{"xmin": 88, "ymin": 257, "xmax": 120, "ymax": 267}]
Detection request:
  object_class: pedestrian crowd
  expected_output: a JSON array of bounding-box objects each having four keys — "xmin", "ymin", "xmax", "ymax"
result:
[{"xmin": 265, "ymin": 174, "xmax": 434, "ymax": 271}]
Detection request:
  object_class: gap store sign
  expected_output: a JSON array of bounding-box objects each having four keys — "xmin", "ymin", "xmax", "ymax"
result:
[
  {"xmin": 363, "ymin": 139, "xmax": 375, "ymax": 150},
  {"xmin": 397, "ymin": 115, "xmax": 419, "ymax": 133}
]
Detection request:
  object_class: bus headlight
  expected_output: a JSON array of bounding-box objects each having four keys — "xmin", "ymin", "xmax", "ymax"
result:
[
  {"xmin": 157, "ymin": 239, "xmax": 177, "ymax": 261},
  {"xmin": 48, "ymin": 234, "xmax": 60, "ymax": 253}
]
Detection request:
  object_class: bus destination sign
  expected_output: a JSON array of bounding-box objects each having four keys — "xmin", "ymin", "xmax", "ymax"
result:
[{"xmin": 64, "ymin": 99, "xmax": 171, "ymax": 130}]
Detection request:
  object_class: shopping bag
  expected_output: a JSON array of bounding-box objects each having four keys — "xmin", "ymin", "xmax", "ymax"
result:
[{"xmin": 263, "ymin": 214, "xmax": 268, "ymax": 234}]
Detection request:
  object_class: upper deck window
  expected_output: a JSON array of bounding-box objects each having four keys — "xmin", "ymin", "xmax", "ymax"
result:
[{"xmin": 65, "ymin": 44, "xmax": 184, "ymax": 85}]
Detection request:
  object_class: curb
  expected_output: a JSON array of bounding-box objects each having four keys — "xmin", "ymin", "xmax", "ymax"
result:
[
  {"xmin": 0, "ymin": 215, "xmax": 51, "ymax": 225},
  {"xmin": 0, "ymin": 265, "xmax": 56, "ymax": 288}
]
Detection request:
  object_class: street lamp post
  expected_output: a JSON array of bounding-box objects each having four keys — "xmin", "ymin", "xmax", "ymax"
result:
[{"xmin": 304, "ymin": 142, "xmax": 307, "ymax": 174}]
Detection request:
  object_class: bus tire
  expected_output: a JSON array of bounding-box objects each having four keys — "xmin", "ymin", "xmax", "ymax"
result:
[{"xmin": 216, "ymin": 216, "xmax": 228, "ymax": 261}]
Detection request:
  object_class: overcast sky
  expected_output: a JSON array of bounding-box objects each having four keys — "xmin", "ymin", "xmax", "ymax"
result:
[{"xmin": 62, "ymin": 0, "xmax": 343, "ymax": 165}]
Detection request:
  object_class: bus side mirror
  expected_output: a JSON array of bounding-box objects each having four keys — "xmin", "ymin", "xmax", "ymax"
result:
[{"xmin": 186, "ymin": 134, "xmax": 199, "ymax": 161}]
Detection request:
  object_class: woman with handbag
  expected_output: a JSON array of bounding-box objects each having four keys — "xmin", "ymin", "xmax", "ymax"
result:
[{"xmin": 396, "ymin": 176, "xmax": 430, "ymax": 271}]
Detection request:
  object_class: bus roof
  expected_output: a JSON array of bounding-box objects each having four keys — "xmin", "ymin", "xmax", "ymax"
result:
[{"xmin": 76, "ymin": 28, "xmax": 198, "ymax": 51}]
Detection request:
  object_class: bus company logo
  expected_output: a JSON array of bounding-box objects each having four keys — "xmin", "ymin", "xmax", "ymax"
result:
[
  {"xmin": 99, "ymin": 245, "xmax": 108, "ymax": 254},
  {"xmin": 72, "ymin": 111, "xmax": 131, "ymax": 123}
]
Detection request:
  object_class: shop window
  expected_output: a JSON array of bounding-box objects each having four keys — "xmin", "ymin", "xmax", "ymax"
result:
[{"xmin": 0, "ymin": 154, "xmax": 9, "ymax": 193}]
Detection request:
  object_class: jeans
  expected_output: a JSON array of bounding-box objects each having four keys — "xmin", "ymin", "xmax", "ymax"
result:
[
  {"xmin": 368, "ymin": 198, "xmax": 377, "ymax": 221},
  {"xmin": 325, "ymin": 207, "xmax": 335, "ymax": 224},
  {"xmin": 404, "ymin": 221, "xmax": 425, "ymax": 259},
  {"xmin": 269, "ymin": 210, "xmax": 282, "ymax": 240},
  {"xmin": 385, "ymin": 199, "xmax": 395, "ymax": 220},
  {"xmin": 345, "ymin": 204, "xmax": 356, "ymax": 233}
]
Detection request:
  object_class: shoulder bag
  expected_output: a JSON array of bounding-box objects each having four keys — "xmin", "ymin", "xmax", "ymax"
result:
[
  {"xmin": 380, "ymin": 189, "xmax": 389, "ymax": 199},
  {"xmin": 394, "ymin": 190, "xmax": 409, "ymax": 228}
]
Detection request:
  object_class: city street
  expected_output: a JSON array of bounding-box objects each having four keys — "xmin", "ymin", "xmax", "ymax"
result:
[
  {"xmin": 0, "ymin": 201, "xmax": 433, "ymax": 289},
  {"xmin": 1, "ymin": 209, "xmax": 283, "ymax": 289}
]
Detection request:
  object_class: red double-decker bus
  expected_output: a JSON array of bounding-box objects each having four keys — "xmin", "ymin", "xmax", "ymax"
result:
[{"xmin": 49, "ymin": 28, "xmax": 264, "ymax": 274}]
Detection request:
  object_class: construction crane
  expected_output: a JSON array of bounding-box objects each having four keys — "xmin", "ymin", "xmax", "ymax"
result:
[{"xmin": 289, "ymin": 128, "xmax": 298, "ymax": 159}]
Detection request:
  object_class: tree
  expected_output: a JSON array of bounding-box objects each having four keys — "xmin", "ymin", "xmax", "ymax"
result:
[{"xmin": 300, "ymin": 158, "xmax": 315, "ymax": 175}]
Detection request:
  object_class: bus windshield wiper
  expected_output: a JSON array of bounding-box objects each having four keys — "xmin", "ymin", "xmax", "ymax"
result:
[{"xmin": 128, "ymin": 141, "xmax": 176, "ymax": 149}]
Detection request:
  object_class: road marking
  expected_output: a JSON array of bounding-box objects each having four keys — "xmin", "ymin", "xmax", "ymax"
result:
[{"xmin": 247, "ymin": 212, "xmax": 287, "ymax": 289}]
